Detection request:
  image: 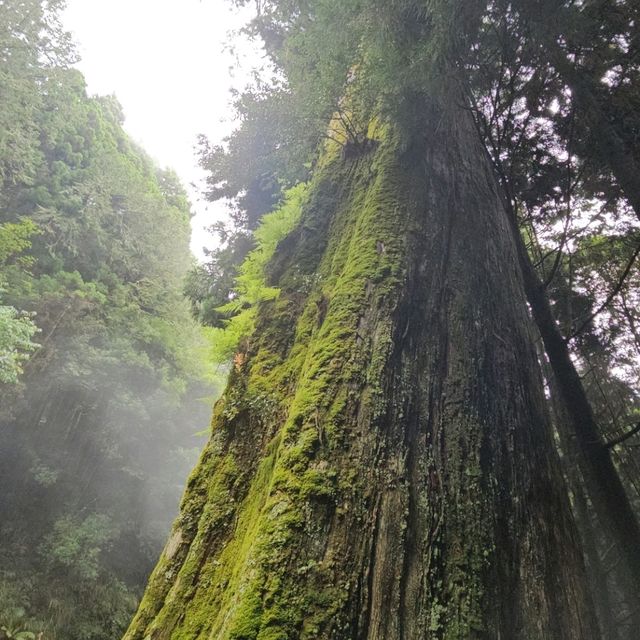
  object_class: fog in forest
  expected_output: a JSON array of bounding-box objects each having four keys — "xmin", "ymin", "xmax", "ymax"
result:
[{"xmin": 2, "ymin": 1, "xmax": 640, "ymax": 639}]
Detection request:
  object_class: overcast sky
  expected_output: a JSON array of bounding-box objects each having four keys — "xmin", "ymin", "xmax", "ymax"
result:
[{"xmin": 62, "ymin": 0, "xmax": 260, "ymax": 259}]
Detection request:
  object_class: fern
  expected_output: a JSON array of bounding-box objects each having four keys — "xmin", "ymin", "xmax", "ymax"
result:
[{"xmin": 208, "ymin": 183, "xmax": 308, "ymax": 363}]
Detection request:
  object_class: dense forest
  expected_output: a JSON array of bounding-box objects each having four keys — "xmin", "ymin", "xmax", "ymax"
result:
[
  {"xmin": 0, "ymin": 2, "xmax": 216, "ymax": 639},
  {"xmin": 2, "ymin": 0, "xmax": 640, "ymax": 639}
]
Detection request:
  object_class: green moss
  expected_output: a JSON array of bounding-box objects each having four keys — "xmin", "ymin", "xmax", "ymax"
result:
[
  {"xmin": 125, "ymin": 127, "xmax": 425, "ymax": 640},
  {"xmin": 191, "ymin": 133, "xmax": 412, "ymax": 639}
]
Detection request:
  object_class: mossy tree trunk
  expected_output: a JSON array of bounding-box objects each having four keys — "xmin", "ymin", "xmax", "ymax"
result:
[{"xmin": 124, "ymin": 89, "xmax": 597, "ymax": 639}]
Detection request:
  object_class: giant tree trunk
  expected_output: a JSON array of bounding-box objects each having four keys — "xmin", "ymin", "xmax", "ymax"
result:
[{"xmin": 124, "ymin": 89, "xmax": 597, "ymax": 639}]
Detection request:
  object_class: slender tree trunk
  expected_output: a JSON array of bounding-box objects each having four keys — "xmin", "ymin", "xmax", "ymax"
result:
[
  {"xmin": 508, "ymin": 214, "xmax": 640, "ymax": 602},
  {"xmin": 573, "ymin": 485, "xmax": 622, "ymax": 640},
  {"xmin": 540, "ymin": 347, "xmax": 627, "ymax": 640},
  {"xmin": 124, "ymin": 88, "xmax": 597, "ymax": 639}
]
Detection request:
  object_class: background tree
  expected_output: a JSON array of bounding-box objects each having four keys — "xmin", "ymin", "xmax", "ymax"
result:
[{"xmin": 463, "ymin": 1, "xmax": 640, "ymax": 634}]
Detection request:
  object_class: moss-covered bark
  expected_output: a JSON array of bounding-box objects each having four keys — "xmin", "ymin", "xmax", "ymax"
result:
[{"xmin": 124, "ymin": 90, "xmax": 597, "ymax": 639}]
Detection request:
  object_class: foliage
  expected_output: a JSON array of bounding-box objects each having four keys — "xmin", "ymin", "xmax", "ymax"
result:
[
  {"xmin": 0, "ymin": 0, "xmax": 75, "ymax": 186},
  {"xmin": 0, "ymin": 611, "xmax": 37, "ymax": 640},
  {"xmin": 0, "ymin": 220, "xmax": 40, "ymax": 383},
  {"xmin": 0, "ymin": 298, "xmax": 38, "ymax": 384},
  {"xmin": 40, "ymin": 514, "xmax": 118, "ymax": 582},
  {"xmin": 0, "ymin": 4, "xmax": 217, "ymax": 639},
  {"xmin": 207, "ymin": 183, "xmax": 307, "ymax": 362},
  {"xmin": 184, "ymin": 230, "xmax": 255, "ymax": 328},
  {"xmin": 0, "ymin": 579, "xmax": 43, "ymax": 640}
]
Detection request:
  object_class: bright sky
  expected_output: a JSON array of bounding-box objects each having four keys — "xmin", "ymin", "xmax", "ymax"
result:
[{"xmin": 61, "ymin": 0, "xmax": 260, "ymax": 260}]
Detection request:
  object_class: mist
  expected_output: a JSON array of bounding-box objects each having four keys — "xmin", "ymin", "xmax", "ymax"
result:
[{"xmin": 0, "ymin": 331, "xmax": 217, "ymax": 634}]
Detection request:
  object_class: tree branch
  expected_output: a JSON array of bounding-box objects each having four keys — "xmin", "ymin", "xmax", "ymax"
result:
[
  {"xmin": 569, "ymin": 240, "xmax": 640, "ymax": 340},
  {"xmin": 603, "ymin": 423, "xmax": 640, "ymax": 450}
]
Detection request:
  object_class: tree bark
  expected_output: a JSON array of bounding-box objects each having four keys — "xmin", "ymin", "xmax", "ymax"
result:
[{"xmin": 124, "ymin": 88, "xmax": 597, "ymax": 639}]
